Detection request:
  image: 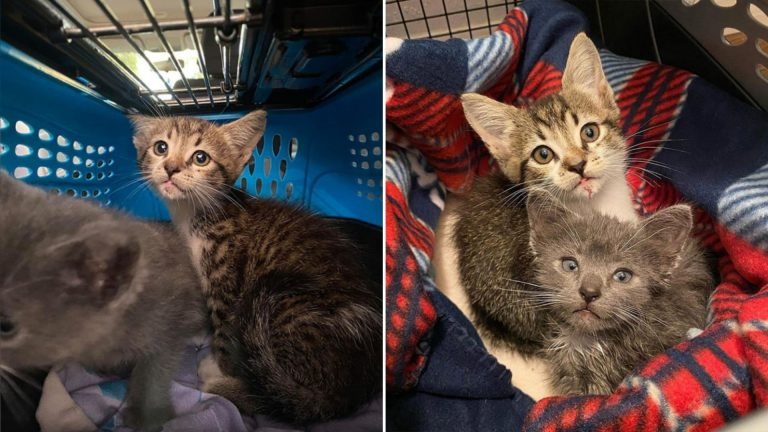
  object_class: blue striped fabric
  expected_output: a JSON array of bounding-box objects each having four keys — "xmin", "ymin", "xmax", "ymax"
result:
[
  {"xmin": 385, "ymin": 146, "xmax": 414, "ymax": 193},
  {"xmin": 600, "ymin": 50, "xmax": 648, "ymax": 94},
  {"xmin": 464, "ymin": 31, "xmax": 514, "ymax": 92},
  {"xmin": 719, "ymin": 163, "xmax": 768, "ymax": 249}
]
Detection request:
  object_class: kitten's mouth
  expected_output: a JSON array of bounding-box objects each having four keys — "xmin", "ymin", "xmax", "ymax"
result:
[
  {"xmin": 573, "ymin": 308, "xmax": 601, "ymax": 319},
  {"xmin": 572, "ymin": 177, "xmax": 599, "ymax": 199},
  {"xmin": 159, "ymin": 180, "xmax": 186, "ymax": 198}
]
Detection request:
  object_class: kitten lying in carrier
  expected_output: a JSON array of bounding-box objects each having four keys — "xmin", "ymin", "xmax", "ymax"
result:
[
  {"xmin": 526, "ymin": 193, "xmax": 714, "ymax": 395},
  {"xmin": 0, "ymin": 172, "xmax": 207, "ymax": 430},
  {"xmin": 130, "ymin": 111, "xmax": 382, "ymax": 424}
]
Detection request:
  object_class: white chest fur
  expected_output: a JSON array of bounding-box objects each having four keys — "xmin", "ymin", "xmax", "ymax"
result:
[
  {"xmin": 591, "ymin": 176, "xmax": 638, "ymax": 223},
  {"xmin": 184, "ymin": 231, "xmax": 209, "ymax": 280},
  {"xmin": 168, "ymin": 202, "xmax": 210, "ymax": 289}
]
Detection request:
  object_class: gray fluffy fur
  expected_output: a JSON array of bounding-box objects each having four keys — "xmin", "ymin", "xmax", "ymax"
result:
[
  {"xmin": 527, "ymin": 194, "xmax": 714, "ymax": 395},
  {"xmin": 0, "ymin": 172, "xmax": 207, "ymax": 430}
]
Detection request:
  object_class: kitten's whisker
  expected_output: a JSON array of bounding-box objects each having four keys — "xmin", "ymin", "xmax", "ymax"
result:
[
  {"xmin": 501, "ymin": 181, "xmax": 548, "ymax": 208},
  {"xmin": 221, "ymin": 182, "xmax": 260, "ymax": 201},
  {"xmin": 501, "ymin": 278, "xmax": 560, "ymax": 292},
  {"xmin": 622, "ymin": 226, "xmax": 676, "ymax": 254},
  {"xmin": 124, "ymin": 180, "xmax": 151, "ymax": 203},
  {"xmin": 0, "ymin": 372, "xmax": 35, "ymax": 408},
  {"xmin": 108, "ymin": 175, "xmax": 152, "ymax": 195},
  {"xmin": 624, "ymin": 119, "xmax": 676, "ymax": 140},
  {"xmin": 627, "ymin": 137, "xmax": 688, "ymax": 148},
  {"xmin": 197, "ymin": 181, "xmax": 233, "ymax": 220},
  {"xmin": 617, "ymin": 306, "xmax": 668, "ymax": 350},
  {"xmin": 605, "ymin": 162, "xmax": 673, "ymax": 183},
  {"xmin": 0, "ymin": 366, "xmax": 41, "ymax": 390},
  {"xmin": 112, "ymin": 175, "xmax": 152, "ymax": 197},
  {"xmin": 0, "ymin": 382, "xmax": 33, "ymax": 424},
  {"xmin": 627, "ymin": 140, "xmax": 691, "ymax": 154},
  {"xmin": 193, "ymin": 180, "xmax": 245, "ymax": 215},
  {"xmin": 491, "ymin": 288, "xmax": 568, "ymax": 302},
  {"xmin": 624, "ymin": 158, "xmax": 681, "ymax": 173},
  {"xmin": 4, "ymin": 276, "xmax": 59, "ymax": 293}
]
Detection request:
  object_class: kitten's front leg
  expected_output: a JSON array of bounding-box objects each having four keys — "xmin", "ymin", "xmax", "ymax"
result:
[
  {"xmin": 124, "ymin": 351, "xmax": 180, "ymax": 431},
  {"xmin": 197, "ymin": 353, "xmax": 225, "ymax": 391}
]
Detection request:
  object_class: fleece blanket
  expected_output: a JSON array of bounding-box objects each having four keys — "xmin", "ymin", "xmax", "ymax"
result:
[
  {"xmin": 385, "ymin": 0, "xmax": 768, "ymax": 430},
  {"xmin": 36, "ymin": 337, "xmax": 382, "ymax": 432}
]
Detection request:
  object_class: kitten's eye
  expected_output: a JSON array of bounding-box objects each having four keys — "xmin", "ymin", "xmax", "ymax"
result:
[
  {"xmin": 0, "ymin": 316, "xmax": 17, "ymax": 338},
  {"xmin": 153, "ymin": 141, "xmax": 168, "ymax": 156},
  {"xmin": 561, "ymin": 258, "xmax": 579, "ymax": 272},
  {"xmin": 192, "ymin": 150, "xmax": 210, "ymax": 166},
  {"xmin": 613, "ymin": 270, "xmax": 633, "ymax": 283},
  {"xmin": 580, "ymin": 123, "xmax": 599, "ymax": 143},
  {"xmin": 532, "ymin": 145, "xmax": 554, "ymax": 164}
]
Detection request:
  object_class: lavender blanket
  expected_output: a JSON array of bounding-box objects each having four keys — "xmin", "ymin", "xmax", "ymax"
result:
[{"xmin": 36, "ymin": 337, "xmax": 382, "ymax": 432}]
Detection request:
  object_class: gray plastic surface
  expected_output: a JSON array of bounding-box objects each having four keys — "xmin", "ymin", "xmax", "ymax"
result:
[{"xmin": 657, "ymin": 0, "xmax": 768, "ymax": 110}]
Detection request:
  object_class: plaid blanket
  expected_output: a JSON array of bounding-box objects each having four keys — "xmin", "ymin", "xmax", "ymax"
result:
[{"xmin": 385, "ymin": 0, "xmax": 768, "ymax": 430}]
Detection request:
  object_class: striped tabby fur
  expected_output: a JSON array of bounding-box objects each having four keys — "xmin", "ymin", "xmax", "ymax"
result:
[{"xmin": 130, "ymin": 112, "xmax": 381, "ymax": 424}]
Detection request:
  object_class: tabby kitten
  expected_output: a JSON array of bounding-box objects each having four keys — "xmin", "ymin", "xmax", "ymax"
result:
[
  {"xmin": 453, "ymin": 33, "xmax": 634, "ymax": 354},
  {"xmin": 460, "ymin": 33, "xmax": 637, "ymax": 223},
  {"xmin": 0, "ymin": 172, "xmax": 206, "ymax": 430},
  {"xmin": 526, "ymin": 194, "xmax": 713, "ymax": 395},
  {"xmin": 130, "ymin": 112, "xmax": 382, "ymax": 424}
]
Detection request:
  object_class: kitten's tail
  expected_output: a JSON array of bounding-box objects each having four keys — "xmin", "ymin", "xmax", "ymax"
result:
[{"xmin": 226, "ymin": 270, "xmax": 382, "ymax": 424}]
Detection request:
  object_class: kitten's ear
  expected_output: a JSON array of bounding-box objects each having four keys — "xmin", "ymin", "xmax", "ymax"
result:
[
  {"xmin": 127, "ymin": 114, "xmax": 156, "ymax": 150},
  {"xmin": 60, "ymin": 229, "xmax": 141, "ymax": 307},
  {"xmin": 461, "ymin": 93, "xmax": 522, "ymax": 182},
  {"xmin": 561, "ymin": 33, "xmax": 616, "ymax": 111},
  {"xmin": 640, "ymin": 204, "xmax": 693, "ymax": 260},
  {"xmin": 526, "ymin": 192, "xmax": 570, "ymax": 250},
  {"xmin": 220, "ymin": 110, "xmax": 267, "ymax": 167}
]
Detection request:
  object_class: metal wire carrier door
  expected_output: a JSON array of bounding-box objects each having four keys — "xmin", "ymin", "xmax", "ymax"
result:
[
  {"xmin": 4, "ymin": 0, "xmax": 380, "ymax": 114},
  {"xmin": 386, "ymin": 0, "xmax": 520, "ymax": 40},
  {"xmin": 41, "ymin": 0, "xmax": 261, "ymax": 111}
]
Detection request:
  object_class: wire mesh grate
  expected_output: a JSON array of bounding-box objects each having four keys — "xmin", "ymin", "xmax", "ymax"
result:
[
  {"xmin": 386, "ymin": 0, "xmax": 520, "ymax": 40},
  {"xmin": 42, "ymin": 0, "xmax": 260, "ymax": 111}
]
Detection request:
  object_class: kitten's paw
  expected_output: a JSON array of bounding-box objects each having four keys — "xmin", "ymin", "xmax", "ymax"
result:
[
  {"xmin": 203, "ymin": 376, "xmax": 260, "ymax": 415},
  {"xmin": 198, "ymin": 355, "xmax": 225, "ymax": 392},
  {"xmin": 686, "ymin": 327, "xmax": 703, "ymax": 339}
]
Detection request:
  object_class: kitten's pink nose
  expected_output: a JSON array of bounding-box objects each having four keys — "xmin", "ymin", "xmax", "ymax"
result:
[{"xmin": 164, "ymin": 163, "xmax": 181, "ymax": 178}]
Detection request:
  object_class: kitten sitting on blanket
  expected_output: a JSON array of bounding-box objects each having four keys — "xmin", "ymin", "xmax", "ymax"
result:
[
  {"xmin": 453, "ymin": 33, "xmax": 637, "ymax": 355},
  {"xmin": 526, "ymin": 193, "xmax": 714, "ymax": 394},
  {"xmin": 0, "ymin": 172, "xmax": 206, "ymax": 430}
]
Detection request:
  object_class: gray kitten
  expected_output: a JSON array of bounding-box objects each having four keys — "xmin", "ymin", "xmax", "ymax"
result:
[
  {"xmin": 527, "ymin": 194, "xmax": 714, "ymax": 395},
  {"xmin": 0, "ymin": 172, "xmax": 207, "ymax": 430}
]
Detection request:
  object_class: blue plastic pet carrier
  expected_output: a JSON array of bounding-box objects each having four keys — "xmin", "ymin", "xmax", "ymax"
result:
[
  {"xmin": 0, "ymin": 1, "xmax": 382, "ymax": 226},
  {"xmin": 0, "ymin": 1, "xmax": 381, "ymax": 430}
]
